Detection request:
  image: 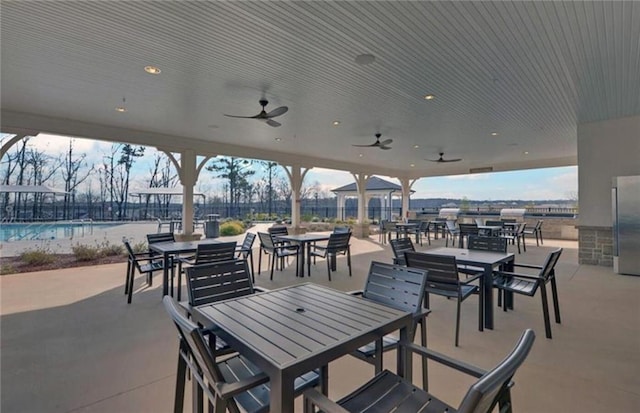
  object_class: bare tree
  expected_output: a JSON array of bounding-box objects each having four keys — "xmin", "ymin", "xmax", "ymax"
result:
[{"xmin": 60, "ymin": 139, "xmax": 94, "ymax": 219}]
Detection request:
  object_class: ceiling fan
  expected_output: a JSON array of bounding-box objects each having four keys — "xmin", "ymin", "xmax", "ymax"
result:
[
  {"xmin": 352, "ymin": 133, "xmax": 393, "ymax": 150},
  {"xmin": 224, "ymin": 98, "xmax": 288, "ymax": 127},
  {"xmin": 428, "ymin": 152, "xmax": 462, "ymax": 163}
]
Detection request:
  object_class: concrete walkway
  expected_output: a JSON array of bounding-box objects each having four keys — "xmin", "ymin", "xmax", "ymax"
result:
[{"xmin": 1, "ymin": 232, "xmax": 639, "ymax": 412}]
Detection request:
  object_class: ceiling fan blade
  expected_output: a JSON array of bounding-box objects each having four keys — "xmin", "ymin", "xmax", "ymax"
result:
[
  {"xmin": 441, "ymin": 158, "xmax": 462, "ymax": 162},
  {"xmin": 379, "ymin": 145, "xmax": 392, "ymax": 150},
  {"xmin": 224, "ymin": 114, "xmax": 258, "ymax": 119},
  {"xmin": 266, "ymin": 106, "xmax": 288, "ymax": 118},
  {"xmin": 379, "ymin": 138, "xmax": 393, "ymax": 146},
  {"xmin": 266, "ymin": 119, "xmax": 281, "ymax": 127},
  {"xmin": 352, "ymin": 143, "xmax": 376, "ymax": 147}
]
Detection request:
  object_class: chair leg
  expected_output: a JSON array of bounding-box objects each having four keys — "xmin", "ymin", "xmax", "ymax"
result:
[
  {"xmin": 326, "ymin": 255, "xmax": 331, "ymax": 281},
  {"xmin": 455, "ymin": 297, "xmax": 462, "ymax": 347},
  {"xmin": 127, "ymin": 268, "xmax": 135, "ymax": 304},
  {"xmin": 270, "ymin": 254, "xmax": 276, "ymax": 281},
  {"xmin": 550, "ymin": 277, "xmax": 561, "ymax": 323},
  {"xmin": 258, "ymin": 249, "xmax": 262, "ymax": 275},
  {"xmin": 174, "ymin": 352, "xmax": 187, "ymax": 413},
  {"xmin": 539, "ymin": 230, "xmax": 543, "ymax": 245},
  {"xmin": 540, "ymin": 284, "xmax": 553, "ymax": 339},
  {"xmin": 419, "ymin": 318, "xmax": 428, "ymax": 391},
  {"xmin": 177, "ymin": 270, "xmax": 183, "ymax": 301},
  {"xmin": 125, "ymin": 260, "xmax": 131, "ymax": 295},
  {"xmin": 248, "ymin": 251, "xmax": 255, "ymax": 283},
  {"xmin": 347, "ymin": 248, "xmax": 352, "ymax": 277}
]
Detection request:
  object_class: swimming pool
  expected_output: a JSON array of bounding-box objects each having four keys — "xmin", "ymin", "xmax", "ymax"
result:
[{"xmin": 0, "ymin": 222, "xmax": 123, "ymax": 242}]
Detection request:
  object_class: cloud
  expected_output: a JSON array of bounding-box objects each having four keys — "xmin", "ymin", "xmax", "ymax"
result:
[{"xmin": 445, "ymin": 174, "xmax": 490, "ymax": 181}]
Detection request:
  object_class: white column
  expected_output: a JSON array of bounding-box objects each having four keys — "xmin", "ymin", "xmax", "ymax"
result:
[
  {"xmin": 399, "ymin": 178, "xmax": 418, "ymax": 220},
  {"xmin": 283, "ymin": 164, "xmax": 312, "ymax": 229},
  {"xmin": 164, "ymin": 149, "xmax": 211, "ymax": 236},
  {"xmin": 336, "ymin": 194, "xmax": 346, "ymax": 220},
  {"xmin": 351, "ymin": 173, "xmax": 370, "ymax": 224}
]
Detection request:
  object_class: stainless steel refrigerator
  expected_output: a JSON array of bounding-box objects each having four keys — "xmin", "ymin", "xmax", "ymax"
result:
[{"xmin": 612, "ymin": 175, "xmax": 640, "ymax": 275}]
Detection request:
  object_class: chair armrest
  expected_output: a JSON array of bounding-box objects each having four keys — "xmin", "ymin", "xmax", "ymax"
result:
[
  {"xmin": 402, "ymin": 341, "xmax": 487, "ymax": 378},
  {"xmin": 215, "ymin": 372, "xmax": 270, "ymax": 398},
  {"xmin": 253, "ymin": 286, "xmax": 270, "ymax": 293},
  {"xmin": 460, "ymin": 272, "xmax": 484, "ymax": 285},
  {"xmin": 303, "ymin": 388, "xmax": 350, "ymax": 413},
  {"xmin": 494, "ymin": 271, "xmax": 542, "ymax": 281},
  {"xmin": 412, "ymin": 307, "xmax": 432, "ymax": 322},
  {"xmin": 513, "ymin": 263, "xmax": 543, "ymax": 270},
  {"xmin": 347, "ymin": 290, "xmax": 364, "ymax": 296}
]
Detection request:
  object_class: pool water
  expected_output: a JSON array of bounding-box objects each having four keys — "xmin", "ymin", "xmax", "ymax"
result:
[{"xmin": 0, "ymin": 222, "xmax": 122, "ymax": 242}]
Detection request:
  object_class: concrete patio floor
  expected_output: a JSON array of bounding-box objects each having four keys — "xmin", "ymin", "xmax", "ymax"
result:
[{"xmin": 1, "ymin": 225, "xmax": 639, "ymax": 412}]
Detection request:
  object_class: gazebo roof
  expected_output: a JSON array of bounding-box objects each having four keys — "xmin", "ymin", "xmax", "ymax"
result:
[{"xmin": 332, "ymin": 176, "xmax": 402, "ymax": 193}]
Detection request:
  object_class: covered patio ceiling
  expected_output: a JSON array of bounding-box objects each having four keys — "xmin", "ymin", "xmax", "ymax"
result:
[{"xmin": 1, "ymin": 1, "xmax": 639, "ymax": 179}]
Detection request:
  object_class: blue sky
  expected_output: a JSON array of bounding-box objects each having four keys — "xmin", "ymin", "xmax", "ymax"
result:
[{"xmin": 12, "ymin": 134, "xmax": 577, "ymax": 200}]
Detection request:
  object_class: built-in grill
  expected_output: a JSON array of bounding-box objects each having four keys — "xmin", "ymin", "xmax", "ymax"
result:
[
  {"xmin": 438, "ymin": 208, "xmax": 461, "ymax": 221},
  {"xmin": 500, "ymin": 208, "xmax": 526, "ymax": 221}
]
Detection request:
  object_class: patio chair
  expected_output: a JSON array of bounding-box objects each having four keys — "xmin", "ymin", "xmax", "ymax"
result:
[
  {"xmin": 257, "ymin": 232, "xmax": 300, "ymax": 279},
  {"xmin": 493, "ymin": 248, "xmax": 563, "ymax": 339},
  {"xmin": 404, "ymin": 219, "xmax": 424, "ymax": 244},
  {"xmin": 348, "ymin": 261, "xmax": 430, "ymax": 385},
  {"xmin": 444, "ymin": 220, "xmax": 460, "ymax": 247},
  {"xmin": 303, "ymin": 329, "xmax": 536, "ymax": 413},
  {"xmin": 176, "ymin": 241, "xmax": 237, "ymax": 300},
  {"xmin": 523, "ymin": 219, "xmax": 544, "ymax": 246},
  {"xmin": 458, "ymin": 223, "xmax": 479, "ymax": 249},
  {"xmin": 235, "ymin": 232, "xmax": 256, "ymax": 282},
  {"xmin": 405, "ymin": 251, "xmax": 483, "ymax": 347},
  {"xmin": 502, "ymin": 222, "xmax": 527, "ymax": 254},
  {"xmin": 459, "ymin": 235, "xmax": 508, "ymax": 276},
  {"xmin": 332, "ymin": 225, "xmax": 351, "ymax": 234},
  {"xmin": 308, "ymin": 231, "xmax": 351, "ymax": 281},
  {"xmin": 163, "ymin": 296, "xmax": 319, "ymax": 413},
  {"xmin": 378, "ymin": 220, "xmax": 398, "ymax": 244},
  {"xmin": 389, "ymin": 237, "xmax": 415, "ymax": 266},
  {"xmin": 123, "ymin": 238, "xmax": 171, "ymax": 304}
]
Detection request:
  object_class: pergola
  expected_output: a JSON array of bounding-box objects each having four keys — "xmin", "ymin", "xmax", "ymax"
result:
[
  {"xmin": 332, "ymin": 176, "xmax": 414, "ymax": 221},
  {"xmin": 0, "ymin": 184, "xmax": 69, "ymax": 221}
]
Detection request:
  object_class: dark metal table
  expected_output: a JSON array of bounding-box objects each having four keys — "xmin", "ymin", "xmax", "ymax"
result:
[
  {"xmin": 276, "ymin": 233, "xmax": 330, "ymax": 277},
  {"xmin": 423, "ymin": 247, "xmax": 514, "ymax": 329},
  {"xmin": 192, "ymin": 283, "xmax": 413, "ymax": 413},
  {"xmin": 478, "ymin": 225, "xmax": 503, "ymax": 236},
  {"xmin": 148, "ymin": 239, "xmax": 222, "ymax": 296}
]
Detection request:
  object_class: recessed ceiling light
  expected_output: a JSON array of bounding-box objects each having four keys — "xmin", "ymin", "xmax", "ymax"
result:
[
  {"xmin": 115, "ymin": 106, "xmax": 127, "ymax": 113},
  {"xmin": 523, "ymin": 151, "xmax": 529, "ymax": 155},
  {"xmin": 491, "ymin": 132, "xmax": 499, "ymax": 136},
  {"xmin": 144, "ymin": 65, "xmax": 161, "ymax": 74},
  {"xmin": 332, "ymin": 120, "xmax": 341, "ymax": 126},
  {"xmin": 410, "ymin": 163, "xmax": 415, "ymax": 167},
  {"xmin": 358, "ymin": 153, "xmax": 363, "ymax": 158},
  {"xmin": 275, "ymin": 137, "xmax": 282, "ymax": 142},
  {"xmin": 355, "ymin": 53, "xmax": 376, "ymax": 65},
  {"xmin": 424, "ymin": 94, "xmax": 435, "ymax": 100},
  {"xmin": 413, "ymin": 145, "xmax": 420, "ymax": 149}
]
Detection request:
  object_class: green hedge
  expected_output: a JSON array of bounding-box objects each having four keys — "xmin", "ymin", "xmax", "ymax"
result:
[{"xmin": 220, "ymin": 220, "xmax": 245, "ymax": 236}]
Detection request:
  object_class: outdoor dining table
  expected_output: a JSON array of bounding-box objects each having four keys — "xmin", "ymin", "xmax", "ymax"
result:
[
  {"xmin": 148, "ymin": 239, "xmax": 222, "ymax": 296},
  {"xmin": 190, "ymin": 283, "xmax": 414, "ymax": 413},
  {"xmin": 276, "ymin": 233, "xmax": 331, "ymax": 277},
  {"xmin": 422, "ymin": 247, "xmax": 515, "ymax": 330},
  {"xmin": 394, "ymin": 222, "xmax": 419, "ymax": 239}
]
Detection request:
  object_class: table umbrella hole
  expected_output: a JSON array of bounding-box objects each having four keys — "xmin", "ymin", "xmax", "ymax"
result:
[{"xmin": 296, "ymin": 308, "xmax": 305, "ymax": 313}]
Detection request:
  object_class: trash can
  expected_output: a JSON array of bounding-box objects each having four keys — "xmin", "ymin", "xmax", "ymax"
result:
[{"xmin": 205, "ymin": 214, "xmax": 220, "ymax": 238}]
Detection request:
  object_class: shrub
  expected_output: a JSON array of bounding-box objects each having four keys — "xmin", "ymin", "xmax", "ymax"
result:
[
  {"xmin": 20, "ymin": 248, "xmax": 56, "ymax": 265},
  {"xmin": 0, "ymin": 263, "xmax": 16, "ymax": 275},
  {"xmin": 99, "ymin": 241, "xmax": 124, "ymax": 257},
  {"xmin": 130, "ymin": 241, "xmax": 147, "ymax": 254},
  {"xmin": 219, "ymin": 220, "xmax": 245, "ymax": 236},
  {"xmin": 72, "ymin": 244, "xmax": 102, "ymax": 261}
]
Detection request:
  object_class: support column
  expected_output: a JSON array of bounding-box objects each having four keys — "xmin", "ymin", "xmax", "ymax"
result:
[
  {"xmin": 165, "ymin": 149, "xmax": 210, "ymax": 239},
  {"xmin": 398, "ymin": 178, "xmax": 418, "ymax": 220},
  {"xmin": 351, "ymin": 173, "xmax": 370, "ymax": 238},
  {"xmin": 336, "ymin": 194, "xmax": 346, "ymax": 221},
  {"xmin": 283, "ymin": 164, "xmax": 312, "ymax": 233}
]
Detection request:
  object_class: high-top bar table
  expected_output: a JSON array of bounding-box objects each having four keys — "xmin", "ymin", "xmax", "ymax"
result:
[{"xmin": 191, "ymin": 283, "xmax": 413, "ymax": 413}]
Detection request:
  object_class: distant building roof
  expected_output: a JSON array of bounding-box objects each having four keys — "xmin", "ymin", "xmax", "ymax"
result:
[{"xmin": 332, "ymin": 176, "xmax": 403, "ymax": 193}]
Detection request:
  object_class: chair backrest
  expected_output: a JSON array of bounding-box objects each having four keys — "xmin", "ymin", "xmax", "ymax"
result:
[
  {"xmin": 257, "ymin": 231, "xmax": 276, "ymax": 251},
  {"xmin": 383, "ymin": 220, "xmax": 398, "ymax": 231},
  {"xmin": 194, "ymin": 241, "xmax": 237, "ymax": 264},
  {"xmin": 535, "ymin": 220, "xmax": 544, "ymax": 230},
  {"xmin": 446, "ymin": 220, "xmax": 459, "ymax": 233},
  {"xmin": 267, "ymin": 225, "xmax": 288, "ymax": 236},
  {"xmin": 147, "ymin": 232, "xmax": 175, "ymax": 245},
  {"xmin": 516, "ymin": 222, "xmax": 527, "ymax": 234},
  {"xmin": 163, "ymin": 296, "xmax": 228, "ymax": 394},
  {"xmin": 474, "ymin": 218, "xmax": 484, "ymax": 226},
  {"xmin": 485, "ymin": 220, "xmax": 504, "ymax": 227},
  {"xmin": 326, "ymin": 231, "xmax": 351, "ymax": 252},
  {"xmin": 457, "ymin": 329, "xmax": 536, "ymax": 413},
  {"xmin": 333, "ymin": 226, "xmax": 351, "ymax": 234},
  {"xmin": 239, "ymin": 232, "xmax": 256, "ymax": 256},
  {"xmin": 468, "ymin": 236, "xmax": 508, "ymax": 253},
  {"xmin": 405, "ymin": 252, "xmax": 461, "ymax": 290},
  {"xmin": 501, "ymin": 218, "xmax": 517, "ymax": 223},
  {"xmin": 362, "ymin": 261, "xmax": 428, "ymax": 315},
  {"xmin": 459, "ymin": 223, "xmax": 479, "ymax": 236},
  {"xmin": 185, "ymin": 259, "xmax": 254, "ymax": 307},
  {"xmin": 390, "ymin": 237, "xmax": 415, "ymax": 265},
  {"xmin": 539, "ymin": 248, "xmax": 563, "ymax": 282}
]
